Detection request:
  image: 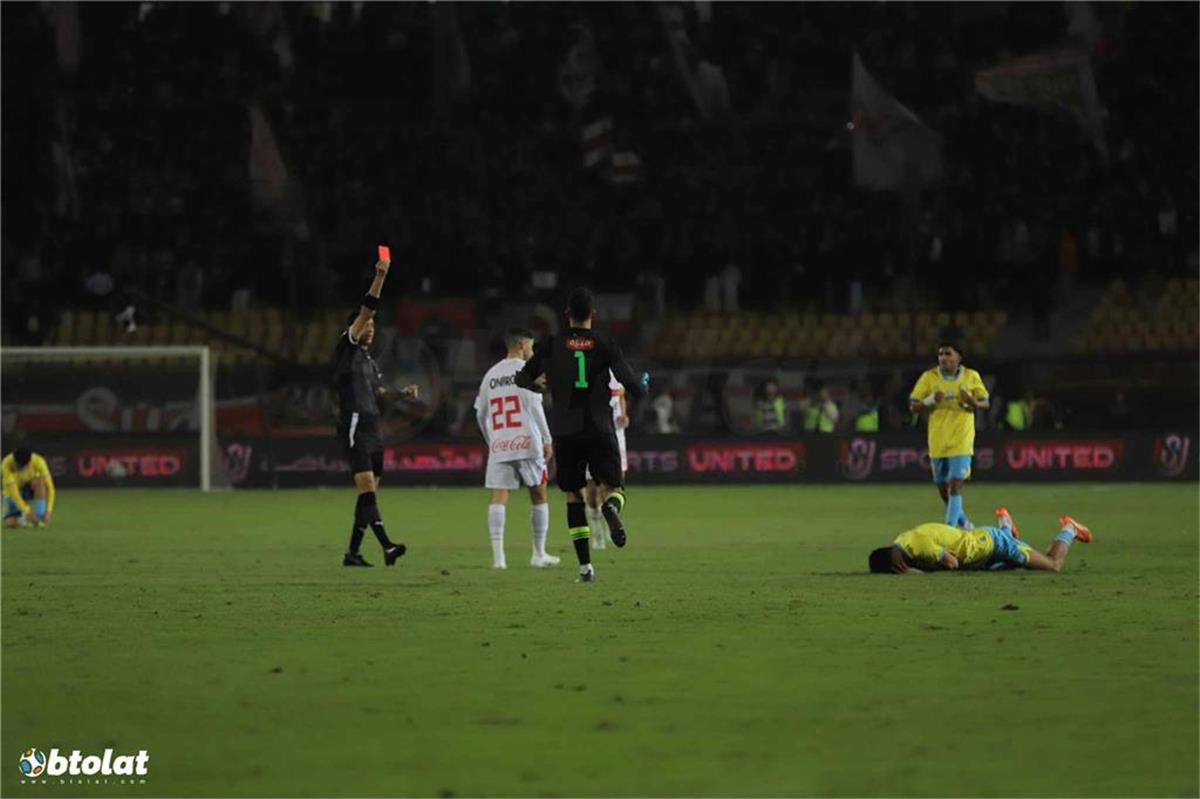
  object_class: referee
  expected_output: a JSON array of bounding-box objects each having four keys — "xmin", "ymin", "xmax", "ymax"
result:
[
  {"xmin": 333, "ymin": 253, "xmax": 419, "ymax": 567},
  {"xmin": 516, "ymin": 287, "xmax": 648, "ymax": 582}
]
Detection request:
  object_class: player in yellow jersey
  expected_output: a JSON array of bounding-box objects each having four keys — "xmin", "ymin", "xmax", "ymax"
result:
[
  {"xmin": 3, "ymin": 447, "xmax": 56, "ymax": 528},
  {"xmin": 909, "ymin": 341, "xmax": 989, "ymax": 529},
  {"xmin": 868, "ymin": 506, "xmax": 1093, "ymax": 573}
]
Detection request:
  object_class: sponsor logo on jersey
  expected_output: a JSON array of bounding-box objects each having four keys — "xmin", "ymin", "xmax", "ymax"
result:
[
  {"xmin": 566, "ymin": 337, "xmax": 596, "ymax": 351},
  {"xmin": 491, "ymin": 435, "xmax": 533, "ymax": 454}
]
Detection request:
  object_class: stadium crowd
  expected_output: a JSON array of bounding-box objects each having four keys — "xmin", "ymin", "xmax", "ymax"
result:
[
  {"xmin": 3, "ymin": 2, "xmax": 1195, "ymax": 325},
  {"xmin": 2, "ymin": 3, "xmax": 1195, "ymax": 438}
]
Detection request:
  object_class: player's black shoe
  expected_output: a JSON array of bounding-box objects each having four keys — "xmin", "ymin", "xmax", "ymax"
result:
[
  {"xmin": 384, "ymin": 543, "xmax": 407, "ymax": 566},
  {"xmin": 343, "ymin": 552, "xmax": 373, "ymax": 567},
  {"xmin": 601, "ymin": 500, "xmax": 627, "ymax": 548}
]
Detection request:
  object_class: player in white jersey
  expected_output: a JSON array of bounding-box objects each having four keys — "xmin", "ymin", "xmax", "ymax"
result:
[
  {"xmin": 474, "ymin": 328, "xmax": 560, "ymax": 569},
  {"xmin": 584, "ymin": 371, "xmax": 628, "ymax": 549}
]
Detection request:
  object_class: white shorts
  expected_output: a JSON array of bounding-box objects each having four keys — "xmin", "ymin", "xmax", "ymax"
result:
[
  {"xmin": 485, "ymin": 458, "xmax": 547, "ymax": 490},
  {"xmin": 585, "ymin": 430, "xmax": 628, "ymax": 481}
]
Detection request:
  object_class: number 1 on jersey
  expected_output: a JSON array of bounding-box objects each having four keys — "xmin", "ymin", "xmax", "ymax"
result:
[{"xmin": 573, "ymin": 351, "xmax": 589, "ymax": 388}]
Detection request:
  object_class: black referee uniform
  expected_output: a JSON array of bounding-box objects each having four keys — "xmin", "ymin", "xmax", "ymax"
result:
[
  {"xmin": 333, "ymin": 327, "xmax": 385, "ymax": 477},
  {"xmin": 332, "ymin": 322, "xmax": 404, "ymax": 567}
]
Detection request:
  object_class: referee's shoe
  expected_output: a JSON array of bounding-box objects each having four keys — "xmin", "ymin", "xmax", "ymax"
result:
[{"xmin": 384, "ymin": 543, "xmax": 407, "ymax": 566}]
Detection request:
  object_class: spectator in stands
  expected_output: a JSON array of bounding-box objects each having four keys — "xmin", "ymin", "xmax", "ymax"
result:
[
  {"xmin": 1003, "ymin": 391, "xmax": 1039, "ymax": 432},
  {"xmin": 754, "ymin": 378, "xmax": 787, "ymax": 433},
  {"xmin": 798, "ymin": 383, "xmax": 819, "ymax": 433},
  {"xmin": 814, "ymin": 385, "xmax": 839, "ymax": 434},
  {"xmin": 854, "ymin": 389, "xmax": 880, "ymax": 433}
]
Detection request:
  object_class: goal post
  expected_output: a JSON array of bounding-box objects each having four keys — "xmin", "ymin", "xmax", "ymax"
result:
[{"xmin": 1, "ymin": 345, "xmax": 224, "ymax": 491}]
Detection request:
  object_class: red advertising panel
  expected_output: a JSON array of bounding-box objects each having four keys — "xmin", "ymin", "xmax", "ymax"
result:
[
  {"xmin": 12, "ymin": 438, "xmax": 198, "ymax": 487},
  {"xmin": 685, "ymin": 442, "xmax": 806, "ymax": 477},
  {"xmin": 17, "ymin": 432, "xmax": 1193, "ymax": 488},
  {"xmin": 1002, "ymin": 440, "xmax": 1123, "ymax": 472}
]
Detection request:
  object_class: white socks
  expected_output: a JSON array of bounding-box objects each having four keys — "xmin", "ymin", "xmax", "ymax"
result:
[
  {"xmin": 531, "ymin": 504, "xmax": 549, "ymax": 558},
  {"xmin": 493, "ymin": 503, "xmax": 553, "ymax": 567},
  {"xmin": 587, "ymin": 505, "xmax": 606, "ymax": 547},
  {"xmin": 488, "ymin": 504, "xmax": 506, "ymax": 568}
]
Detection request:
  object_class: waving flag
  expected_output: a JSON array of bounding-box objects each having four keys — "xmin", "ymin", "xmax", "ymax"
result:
[
  {"xmin": 975, "ymin": 48, "xmax": 1107, "ymax": 160},
  {"xmin": 851, "ymin": 51, "xmax": 943, "ymax": 191}
]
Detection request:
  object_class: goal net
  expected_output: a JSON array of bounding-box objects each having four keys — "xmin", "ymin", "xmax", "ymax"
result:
[{"xmin": 1, "ymin": 346, "xmax": 227, "ymax": 490}]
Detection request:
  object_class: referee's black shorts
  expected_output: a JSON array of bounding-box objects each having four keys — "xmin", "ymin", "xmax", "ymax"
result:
[
  {"xmin": 337, "ymin": 412, "xmax": 384, "ymax": 477},
  {"xmin": 554, "ymin": 432, "xmax": 623, "ymax": 493}
]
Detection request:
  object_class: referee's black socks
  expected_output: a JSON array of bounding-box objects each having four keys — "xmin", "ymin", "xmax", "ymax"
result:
[
  {"xmin": 353, "ymin": 491, "xmax": 395, "ymax": 550},
  {"xmin": 567, "ymin": 501, "xmax": 590, "ymax": 565}
]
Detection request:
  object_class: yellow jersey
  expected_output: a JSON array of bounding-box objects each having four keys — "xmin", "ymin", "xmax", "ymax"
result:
[
  {"xmin": 894, "ymin": 522, "xmax": 995, "ymax": 570},
  {"xmin": 2, "ymin": 453, "xmax": 56, "ymax": 517},
  {"xmin": 910, "ymin": 366, "xmax": 988, "ymax": 457}
]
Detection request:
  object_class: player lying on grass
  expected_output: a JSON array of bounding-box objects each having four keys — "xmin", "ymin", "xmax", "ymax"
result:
[
  {"xmin": 2, "ymin": 447, "xmax": 55, "ymax": 528},
  {"xmin": 868, "ymin": 507, "xmax": 1093, "ymax": 574}
]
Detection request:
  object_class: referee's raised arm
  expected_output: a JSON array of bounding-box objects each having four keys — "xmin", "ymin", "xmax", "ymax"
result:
[{"xmin": 349, "ymin": 256, "xmax": 391, "ymax": 342}]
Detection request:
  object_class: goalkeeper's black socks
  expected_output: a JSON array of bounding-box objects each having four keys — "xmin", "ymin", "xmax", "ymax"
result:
[
  {"xmin": 601, "ymin": 491, "xmax": 627, "ymax": 548},
  {"xmin": 567, "ymin": 501, "xmax": 591, "ymax": 566},
  {"xmin": 572, "ymin": 537, "xmax": 591, "ymax": 566}
]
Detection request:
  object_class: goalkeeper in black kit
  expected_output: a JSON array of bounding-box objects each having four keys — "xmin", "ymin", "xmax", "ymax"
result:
[{"xmin": 515, "ymin": 288, "xmax": 648, "ymax": 583}]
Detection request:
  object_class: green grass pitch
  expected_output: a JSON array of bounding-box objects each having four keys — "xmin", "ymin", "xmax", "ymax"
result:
[{"xmin": 3, "ymin": 483, "xmax": 1197, "ymax": 797}]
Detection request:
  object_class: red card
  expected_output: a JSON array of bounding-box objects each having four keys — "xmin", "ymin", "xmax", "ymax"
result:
[{"xmin": 377, "ymin": 245, "xmax": 391, "ymax": 262}]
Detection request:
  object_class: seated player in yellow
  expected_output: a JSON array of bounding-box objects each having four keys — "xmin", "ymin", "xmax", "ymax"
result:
[
  {"xmin": 868, "ymin": 507, "xmax": 1093, "ymax": 573},
  {"xmin": 908, "ymin": 341, "xmax": 989, "ymax": 529},
  {"xmin": 3, "ymin": 447, "xmax": 56, "ymax": 528}
]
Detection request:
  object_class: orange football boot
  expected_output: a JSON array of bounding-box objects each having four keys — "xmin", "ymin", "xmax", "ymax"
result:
[
  {"xmin": 1057, "ymin": 515, "xmax": 1093, "ymax": 543},
  {"xmin": 994, "ymin": 506, "xmax": 1020, "ymax": 538}
]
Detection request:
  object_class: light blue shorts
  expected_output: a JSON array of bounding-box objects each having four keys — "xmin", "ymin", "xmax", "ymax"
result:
[
  {"xmin": 984, "ymin": 524, "xmax": 1032, "ymax": 567},
  {"xmin": 930, "ymin": 455, "xmax": 971, "ymax": 484}
]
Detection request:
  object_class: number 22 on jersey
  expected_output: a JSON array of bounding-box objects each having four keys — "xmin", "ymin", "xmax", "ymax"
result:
[{"xmin": 489, "ymin": 396, "xmax": 522, "ymax": 430}]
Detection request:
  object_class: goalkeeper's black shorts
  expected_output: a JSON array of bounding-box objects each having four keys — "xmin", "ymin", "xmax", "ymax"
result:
[{"xmin": 553, "ymin": 432, "xmax": 623, "ymax": 493}]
